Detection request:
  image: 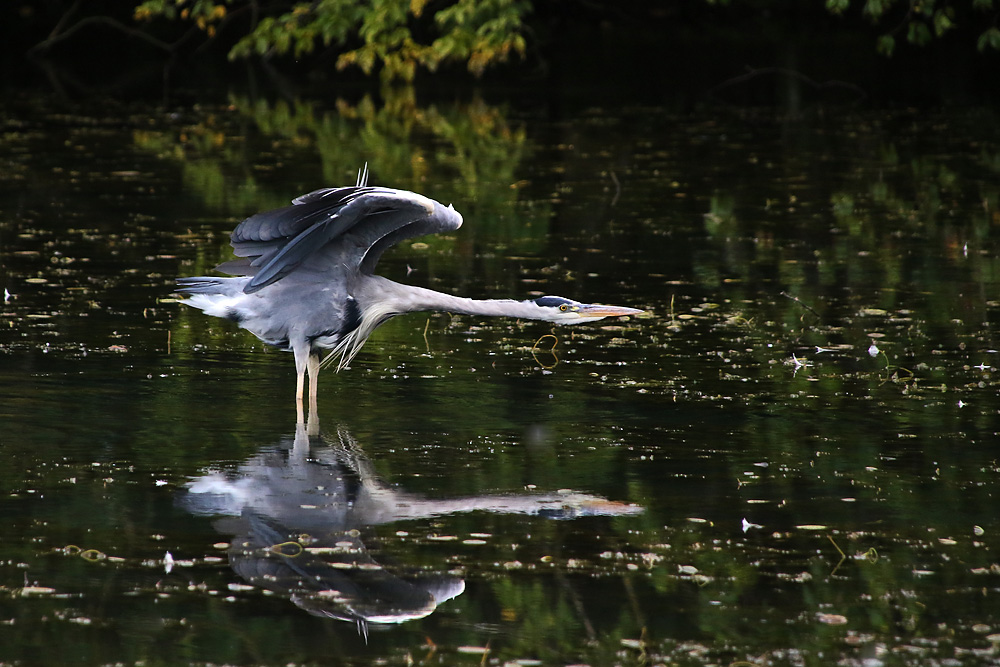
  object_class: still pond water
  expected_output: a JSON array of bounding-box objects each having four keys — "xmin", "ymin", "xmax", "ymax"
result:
[{"xmin": 2, "ymin": 93, "xmax": 1000, "ymax": 666}]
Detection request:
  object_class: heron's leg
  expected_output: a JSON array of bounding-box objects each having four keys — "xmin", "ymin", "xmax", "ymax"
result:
[
  {"xmin": 292, "ymin": 341, "xmax": 309, "ymax": 424},
  {"xmin": 307, "ymin": 353, "xmax": 320, "ymax": 420}
]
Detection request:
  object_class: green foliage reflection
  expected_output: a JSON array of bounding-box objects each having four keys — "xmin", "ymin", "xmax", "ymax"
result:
[{"xmin": 133, "ymin": 92, "xmax": 532, "ymax": 241}]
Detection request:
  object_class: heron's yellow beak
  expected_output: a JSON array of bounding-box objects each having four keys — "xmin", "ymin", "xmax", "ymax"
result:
[{"xmin": 575, "ymin": 304, "xmax": 644, "ymax": 318}]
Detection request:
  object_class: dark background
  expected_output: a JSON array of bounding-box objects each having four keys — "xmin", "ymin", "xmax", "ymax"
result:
[{"xmin": 3, "ymin": 0, "xmax": 999, "ymax": 107}]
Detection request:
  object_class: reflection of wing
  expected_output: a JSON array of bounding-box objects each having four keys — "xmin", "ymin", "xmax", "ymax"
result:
[
  {"xmin": 226, "ymin": 512, "xmax": 463, "ymax": 625},
  {"xmin": 217, "ymin": 187, "xmax": 463, "ymax": 293}
]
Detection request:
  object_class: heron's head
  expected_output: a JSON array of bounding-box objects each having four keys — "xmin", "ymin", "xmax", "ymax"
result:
[{"xmin": 530, "ymin": 296, "xmax": 644, "ymax": 324}]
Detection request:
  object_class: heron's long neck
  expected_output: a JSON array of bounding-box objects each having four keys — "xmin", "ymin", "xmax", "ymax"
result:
[{"xmin": 374, "ymin": 280, "xmax": 548, "ymax": 321}]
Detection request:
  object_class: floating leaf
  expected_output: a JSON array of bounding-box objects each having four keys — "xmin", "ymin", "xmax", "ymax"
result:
[{"xmin": 817, "ymin": 613, "xmax": 848, "ymax": 625}]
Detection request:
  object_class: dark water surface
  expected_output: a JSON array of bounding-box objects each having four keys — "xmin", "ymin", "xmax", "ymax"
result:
[{"xmin": 2, "ymin": 95, "xmax": 1000, "ymax": 665}]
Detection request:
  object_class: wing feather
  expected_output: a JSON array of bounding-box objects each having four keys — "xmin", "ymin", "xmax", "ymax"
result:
[{"xmin": 218, "ymin": 185, "xmax": 463, "ymax": 294}]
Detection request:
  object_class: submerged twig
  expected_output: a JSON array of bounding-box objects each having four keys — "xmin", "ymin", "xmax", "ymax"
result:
[
  {"xmin": 827, "ymin": 535, "xmax": 847, "ymax": 575},
  {"xmin": 554, "ymin": 568, "xmax": 597, "ymax": 640},
  {"xmin": 80, "ymin": 549, "xmax": 107, "ymax": 562},
  {"xmin": 874, "ymin": 348, "xmax": 915, "ymax": 386},
  {"xmin": 530, "ymin": 334, "xmax": 559, "ymax": 369},
  {"xmin": 780, "ymin": 291, "xmax": 821, "ymax": 321},
  {"xmin": 827, "ymin": 535, "xmax": 846, "ymax": 558},
  {"xmin": 269, "ymin": 541, "xmax": 303, "ymax": 557}
]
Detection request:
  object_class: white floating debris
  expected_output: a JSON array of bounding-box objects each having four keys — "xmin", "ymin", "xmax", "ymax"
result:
[
  {"xmin": 456, "ymin": 646, "xmax": 490, "ymax": 655},
  {"xmin": 790, "ymin": 355, "xmax": 811, "ymax": 368},
  {"xmin": 816, "ymin": 613, "xmax": 848, "ymax": 625},
  {"xmin": 164, "ymin": 551, "xmax": 174, "ymax": 574}
]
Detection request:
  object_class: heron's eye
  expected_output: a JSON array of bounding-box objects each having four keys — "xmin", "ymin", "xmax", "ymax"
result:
[{"xmin": 559, "ymin": 304, "xmax": 569, "ymax": 312}]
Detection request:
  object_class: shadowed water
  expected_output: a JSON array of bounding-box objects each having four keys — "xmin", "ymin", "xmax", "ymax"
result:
[{"xmin": 2, "ymin": 93, "xmax": 1000, "ymax": 665}]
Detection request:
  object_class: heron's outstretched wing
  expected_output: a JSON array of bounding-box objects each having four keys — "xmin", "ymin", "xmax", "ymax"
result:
[{"xmin": 221, "ymin": 186, "xmax": 463, "ymax": 294}]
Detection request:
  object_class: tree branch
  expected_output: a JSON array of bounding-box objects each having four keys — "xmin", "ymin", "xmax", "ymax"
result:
[{"xmin": 28, "ymin": 15, "xmax": 174, "ymax": 58}]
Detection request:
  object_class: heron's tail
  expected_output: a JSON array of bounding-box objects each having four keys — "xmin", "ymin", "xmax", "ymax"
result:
[
  {"xmin": 175, "ymin": 276, "xmax": 248, "ymax": 295},
  {"xmin": 175, "ymin": 277, "xmax": 250, "ymax": 318}
]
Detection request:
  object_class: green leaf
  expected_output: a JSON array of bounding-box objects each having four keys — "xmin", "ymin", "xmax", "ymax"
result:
[
  {"xmin": 864, "ymin": 0, "xmax": 887, "ymax": 19},
  {"xmin": 825, "ymin": 0, "xmax": 850, "ymax": 14},
  {"xmin": 907, "ymin": 20, "xmax": 932, "ymax": 46},
  {"xmin": 933, "ymin": 10, "xmax": 953, "ymax": 37},
  {"xmin": 913, "ymin": 0, "xmax": 935, "ymax": 17},
  {"xmin": 978, "ymin": 27, "xmax": 1000, "ymax": 51},
  {"xmin": 877, "ymin": 33, "xmax": 895, "ymax": 56}
]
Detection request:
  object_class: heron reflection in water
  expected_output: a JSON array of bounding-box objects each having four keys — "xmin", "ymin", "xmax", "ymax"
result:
[
  {"xmin": 177, "ymin": 168, "xmax": 644, "ymax": 420},
  {"xmin": 179, "ymin": 422, "xmax": 642, "ymax": 636}
]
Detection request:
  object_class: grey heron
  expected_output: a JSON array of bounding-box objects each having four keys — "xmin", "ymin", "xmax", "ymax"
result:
[{"xmin": 177, "ymin": 172, "xmax": 643, "ymax": 418}]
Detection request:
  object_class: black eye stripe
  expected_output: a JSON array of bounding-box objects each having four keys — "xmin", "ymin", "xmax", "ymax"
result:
[{"xmin": 534, "ymin": 296, "xmax": 575, "ymax": 308}]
